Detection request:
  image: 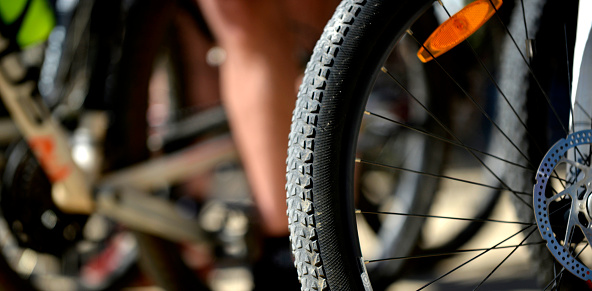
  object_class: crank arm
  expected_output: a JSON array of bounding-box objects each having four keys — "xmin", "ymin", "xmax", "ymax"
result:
[
  {"xmin": 94, "ymin": 135, "xmax": 237, "ymax": 243},
  {"xmin": 95, "ymin": 187, "xmax": 208, "ymax": 243}
]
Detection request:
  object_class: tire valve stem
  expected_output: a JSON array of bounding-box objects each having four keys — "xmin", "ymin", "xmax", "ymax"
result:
[{"xmin": 525, "ymin": 38, "xmax": 535, "ymax": 60}]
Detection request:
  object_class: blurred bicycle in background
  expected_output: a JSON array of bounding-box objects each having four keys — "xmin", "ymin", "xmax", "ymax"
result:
[{"xmin": 0, "ymin": 0, "xmax": 261, "ymax": 290}]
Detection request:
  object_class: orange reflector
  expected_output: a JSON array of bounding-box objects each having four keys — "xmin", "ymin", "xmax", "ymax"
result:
[{"xmin": 417, "ymin": 0, "xmax": 502, "ymax": 63}]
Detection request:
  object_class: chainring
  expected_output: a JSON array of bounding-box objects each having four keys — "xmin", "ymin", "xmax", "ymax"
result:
[{"xmin": 1, "ymin": 140, "xmax": 87, "ymax": 256}]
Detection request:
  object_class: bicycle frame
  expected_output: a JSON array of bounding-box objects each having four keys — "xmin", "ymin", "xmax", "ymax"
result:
[{"xmin": 0, "ymin": 52, "xmax": 93, "ymax": 213}]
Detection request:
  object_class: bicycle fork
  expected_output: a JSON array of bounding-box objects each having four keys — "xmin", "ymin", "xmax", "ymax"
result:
[
  {"xmin": 571, "ymin": 1, "xmax": 592, "ymax": 134},
  {"xmin": 569, "ymin": 2, "xmax": 592, "ymax": 167}
]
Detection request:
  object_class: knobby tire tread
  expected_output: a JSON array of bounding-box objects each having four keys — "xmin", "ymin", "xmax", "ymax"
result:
[
  {"xmin": 287, "ymin": 1, "xmax": 367, "ymax": 289},
  {"xmin": 287, "ymin": 0, "xmax": 431, "ymax": 290}
]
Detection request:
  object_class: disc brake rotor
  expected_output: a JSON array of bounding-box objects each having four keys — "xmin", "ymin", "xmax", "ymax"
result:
[{"xmin": 534, "ymin": 130, "xmax": 592, "ymax": 281}]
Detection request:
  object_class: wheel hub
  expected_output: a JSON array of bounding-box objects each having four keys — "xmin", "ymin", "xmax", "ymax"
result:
[
  {"xmin": 534, "ymin": 130, "xmax": 592, "ymax": 282},
  {"xmin": 587, "ymin": 190, "xmax": 592, "ymax": 219}
]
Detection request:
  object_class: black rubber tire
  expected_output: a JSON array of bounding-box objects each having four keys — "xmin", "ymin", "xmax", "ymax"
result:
[{"xmin": 286, "ymin": 1, "xmax": 435, "ymax": 290}]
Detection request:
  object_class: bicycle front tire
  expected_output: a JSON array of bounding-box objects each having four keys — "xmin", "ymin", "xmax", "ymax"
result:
[{"xmin": 287, "ymin": 1, "xmax": 434, "ymax": 290}]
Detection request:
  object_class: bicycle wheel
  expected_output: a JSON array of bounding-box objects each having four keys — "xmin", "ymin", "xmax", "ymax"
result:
[{"xmin": 286, "ymin": 0, "xmax": 587, "ymax": 289}]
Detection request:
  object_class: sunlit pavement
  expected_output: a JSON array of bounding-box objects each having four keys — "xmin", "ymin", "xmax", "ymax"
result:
[
  {"xmin": 384, "ymin": 166, "xmax": 539, "ymax": 291},
  {"xmin": 387, "ymin": 193, "xmax": 538, "ymax": 291}
]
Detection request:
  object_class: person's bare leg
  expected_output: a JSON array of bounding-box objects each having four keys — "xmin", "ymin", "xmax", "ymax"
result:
[{"xmin": 196, "ymin": 0, "xmax": 298, "ymax": 237}]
